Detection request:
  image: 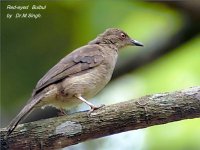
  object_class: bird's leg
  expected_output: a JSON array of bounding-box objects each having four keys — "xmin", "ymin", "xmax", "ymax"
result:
[
  {"xmin": 58, "ymin": 108, "xmax": 67, "ymax": 116},
  {"xmin": 75, "ymin": 94, "xmax": 105, "ymax": 114}
]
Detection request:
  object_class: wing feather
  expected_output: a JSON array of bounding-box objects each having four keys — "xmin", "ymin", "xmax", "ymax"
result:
[{"xmin": 32, "ymin": 45, "xmax": 104, "ymax": 96}]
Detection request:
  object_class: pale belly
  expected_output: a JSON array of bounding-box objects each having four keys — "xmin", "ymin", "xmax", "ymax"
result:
[{"xmin": 39, "ymin": 64, "xmax": 113, "ymax": 110}]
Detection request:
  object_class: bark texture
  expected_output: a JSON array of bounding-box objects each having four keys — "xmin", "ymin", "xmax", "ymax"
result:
[{"xmin": 1, "ymin": 86, "xmax": 200, "ymax": 150}]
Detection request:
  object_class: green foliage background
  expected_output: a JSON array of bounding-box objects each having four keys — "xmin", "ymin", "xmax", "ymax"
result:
[{"xmin": 1, "ymin": 1, "xmax": 200, "ymax": 150}]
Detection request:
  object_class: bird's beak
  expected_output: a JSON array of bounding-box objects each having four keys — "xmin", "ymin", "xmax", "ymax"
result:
[{"xmin": 131, "ymin": 39, "xmax": 143, "ymax": 47}]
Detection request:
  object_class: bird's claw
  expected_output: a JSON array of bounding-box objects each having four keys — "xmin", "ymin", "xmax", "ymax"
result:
[
  {"xmin": 87, "ymin": 104, "xmax": 105, "ymax": 116},
  {"xmin": 58, "ymin": 109, "xmax": 68, "ymax": 116}
]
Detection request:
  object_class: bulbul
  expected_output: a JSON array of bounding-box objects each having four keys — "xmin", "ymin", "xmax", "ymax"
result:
[{"xmin": 7, "ymin": 28, "xmax": 143, "ymax": 136}]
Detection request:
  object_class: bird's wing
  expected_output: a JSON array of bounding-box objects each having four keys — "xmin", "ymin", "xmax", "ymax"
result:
[{"xmin": 32, "ymin": 45, "xmax": 104, "ymax": 96}]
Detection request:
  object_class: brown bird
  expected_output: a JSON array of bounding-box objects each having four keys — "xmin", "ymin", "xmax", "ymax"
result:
[{"xmin": 7, "ymin": 28, "xmax": 143, "ymax": 136}]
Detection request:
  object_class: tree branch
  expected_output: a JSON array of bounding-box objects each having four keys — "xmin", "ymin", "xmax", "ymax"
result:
[{"xmin": 1, "ymin": 86, "xmax": 200, "ymax": 149}]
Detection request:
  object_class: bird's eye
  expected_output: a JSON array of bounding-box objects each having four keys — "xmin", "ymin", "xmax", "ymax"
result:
[{"xmin": 120, "ymin": 33, "xmax": 126, "ymax": 39}]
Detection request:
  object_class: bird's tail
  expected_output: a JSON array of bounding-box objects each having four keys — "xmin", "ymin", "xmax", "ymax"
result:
[{"xmin": 7, "ymin": 95, "xmax": 42, "ymax": 136}]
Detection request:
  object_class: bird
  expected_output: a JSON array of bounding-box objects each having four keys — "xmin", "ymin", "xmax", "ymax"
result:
[{"xmin": 7, "ymin": 28, "xmax": 143, "ymax": 136}]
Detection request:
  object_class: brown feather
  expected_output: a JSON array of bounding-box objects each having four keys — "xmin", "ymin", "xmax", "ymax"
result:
[{"xmin": 32, "ymin": 45, "xmax": 104, "ymax": 96}]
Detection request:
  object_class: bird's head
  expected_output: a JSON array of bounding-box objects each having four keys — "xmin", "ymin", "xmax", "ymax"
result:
[{"xmin": 89, "ymin": 28, "xmax": 143, "ymax": 49}]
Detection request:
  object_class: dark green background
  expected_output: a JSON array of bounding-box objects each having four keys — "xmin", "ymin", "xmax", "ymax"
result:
[{"xmin": 1, "ymin": 1, "xmax": 200, "ymax": 150}]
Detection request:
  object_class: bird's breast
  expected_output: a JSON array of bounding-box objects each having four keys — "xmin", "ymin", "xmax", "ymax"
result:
[
  {"xmin": 61, "ymin": 49, "xmax": 118, "ymax": 100},
  {"xmin": 61, "ymin": 63, "xmax": 114, "ymax": 99},
  {"xmin": 39, "ymin": 50, "xmax": 118, "ymax": 110}
]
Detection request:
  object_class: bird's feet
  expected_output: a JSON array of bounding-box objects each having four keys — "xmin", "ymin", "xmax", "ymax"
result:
[
  {"xmin": 87, "ymin": 104, "xmax": 105, "ymax": 116},
  {"xmin": 75, "ymin": 94, "xmax": 105, "ymax": 116},
  {"xmin": 57, "ymin": 108, "xmax": 68, "ymax": 116}
]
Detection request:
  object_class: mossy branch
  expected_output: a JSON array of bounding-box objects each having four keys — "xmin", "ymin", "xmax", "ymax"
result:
[{"xmin": 1, "ymin": 86, "xmax": 200, "ymax": 150}]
